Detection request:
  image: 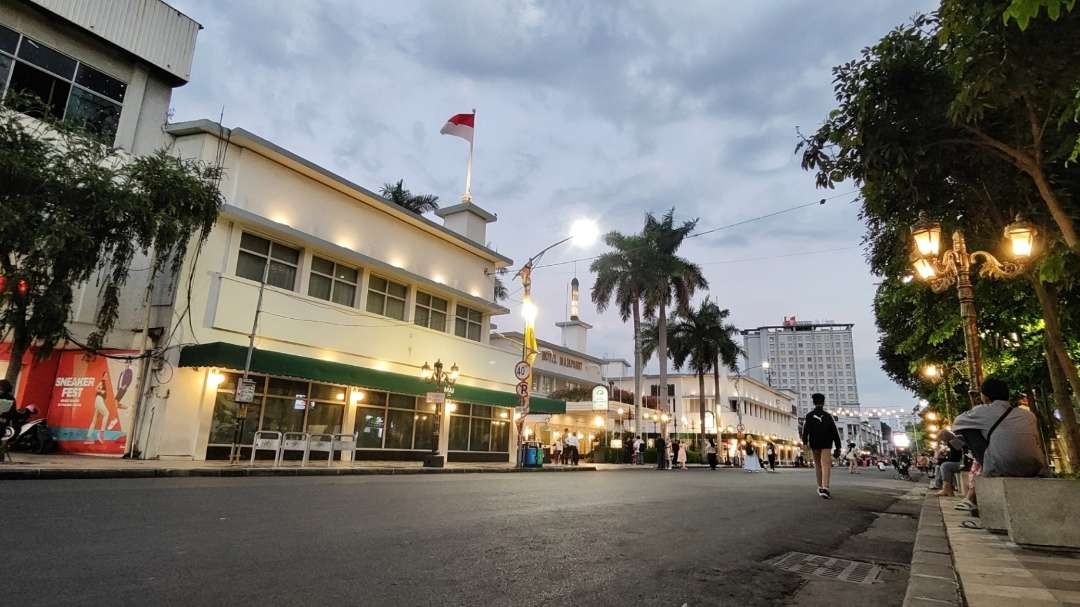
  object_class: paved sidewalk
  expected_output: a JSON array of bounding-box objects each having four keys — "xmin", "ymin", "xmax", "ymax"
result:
[
  {"xmin": 939, "ymin": 495, "xmax": 1080, "ymax": 606},
  {"xmin": 0, "ymin": 453, "xmax": 597, "ymax": 479}
]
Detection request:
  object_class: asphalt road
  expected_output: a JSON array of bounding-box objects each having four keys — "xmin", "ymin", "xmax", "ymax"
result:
[{"xmin": 3, "ymin": 468, "xmax": 919, "ymax": 606}]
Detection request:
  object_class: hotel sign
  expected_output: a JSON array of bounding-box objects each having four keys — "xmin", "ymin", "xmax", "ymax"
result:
[{"xmin": 592, "ymin": 385, "xmax": 609, "ymax": 411}]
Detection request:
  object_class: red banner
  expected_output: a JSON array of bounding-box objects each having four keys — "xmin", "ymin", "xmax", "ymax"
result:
[{"xmin": 46, "ymin": 351, "xmax": 137, "ymax": 456}]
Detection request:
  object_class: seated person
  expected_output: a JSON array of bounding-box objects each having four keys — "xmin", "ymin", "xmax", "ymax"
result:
[
  {"xmin": 932, "ymin": 429, "xmax": 965, "ymax": 496},
  {"xmin": 953, "ymin": 377, "xmax": 1047, "ymax": 479}
]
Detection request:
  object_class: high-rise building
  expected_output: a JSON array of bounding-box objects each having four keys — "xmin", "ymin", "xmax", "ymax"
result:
[{"xmin": 742, "ymin": 317, "xmax": 860, "ymax": 418}]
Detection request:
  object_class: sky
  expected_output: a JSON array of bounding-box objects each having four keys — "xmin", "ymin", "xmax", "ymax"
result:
[{"xmin": 167, "ymin": 0, "xmax": 936, "ymax": 407}]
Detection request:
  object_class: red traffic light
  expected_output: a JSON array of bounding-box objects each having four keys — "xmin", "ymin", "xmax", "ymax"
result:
[
  {"xmin": 0, "ymin": 275, "xmax": 6, "ymax": 293},
  {"xmin": 15, "ymin": 278, "xmax": 28, "ymax": 297}
]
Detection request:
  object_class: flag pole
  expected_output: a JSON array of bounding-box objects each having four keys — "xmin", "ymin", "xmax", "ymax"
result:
[{"xmin": 463, "ymin": 108, "xmax": 475, "ymax": 203}]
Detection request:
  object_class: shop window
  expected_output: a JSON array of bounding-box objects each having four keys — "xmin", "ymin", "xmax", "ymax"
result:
[
  {"xmin": 448, "ymin": 415, "xmax": 470, "ymax": 451},
  {"xmin": 308, "ymin": 256, "xmax": 358, "ymax": 307},
  {"xmin": 490, "ymin": 420, "xmax": 509, "ymax": 452},
  {"xmin": 366, "ymin": 275, "xmax": 407, "ymax": 320},
  {"xmin": 1, "ymin": 31, "xmax": 125, "ymax": 142},
  {"xmin": 260, "ymin": 396, "xmax": 306, "ymax": 434},
  {"xmin": 208, "ymin": 373, "xmax": 266, "ymax": 445},
  {"xmin": 414, "ymin": 291, "xmax": 448, "ymax": 331},
  {"xmin": 454, "ymin": 304, "xmax": 483, "ymax": 341},
  {"xmin": 470, "ymin": 418, "xmax": 491, "ymax": 451},
  {"xmin": 355, "ymin": 406, "xmax": 385, "ymax": 448},
  {"xmin": 236, "ymin": 232, "xmax": 300, "ymax": 290},
  {"xmin": 384, "ymin": 409, "xmax": 414, "ymax": 449},
  {"xmin": 413, "ymin": 401, "xmax": 437, "ymax": 450},
  {"xmin": 305, "ymin": 402, "xmax": 343, "ymax": 435}
]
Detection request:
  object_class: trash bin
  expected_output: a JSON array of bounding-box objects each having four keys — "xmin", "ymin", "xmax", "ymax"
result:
[{"xmin": 522, "ymin": 441, "xmax": 543, "ymax": 468}]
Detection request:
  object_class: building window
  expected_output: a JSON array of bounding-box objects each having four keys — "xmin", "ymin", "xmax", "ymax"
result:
[
  {"xmin": 0, "ymin": 27, "xmax": 125, "ymax": 142},
  {"xmin": 366, "ymin": 275, "xmax": 407, "ymax": 320},
  {"xmin": 448, "ymin": 403, "xmax": 510, "ymax": 452},
  {"xmin": 414, "ymin": 291, "xmax": 448, "ymax": 331},
  {"xmin": 455, "ymin": 304, "xmax": 483, "ymax": 341},
  {"xmin": 236, "ymin": 232, "xmax": 300, "ymax": 290},
  {"xmin": 308, "ymin": 256, "xmax": 358, "ymax": 306},
  {"xmin": 352, "ymin": 391, "xmax": 435, "ymax": 450},
  {"xmin": 207, "ymin": 374, "xmax": 346, "ymax": 449}
]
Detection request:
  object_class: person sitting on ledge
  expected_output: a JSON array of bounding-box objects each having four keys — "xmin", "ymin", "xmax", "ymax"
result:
[{"xmin": 952, "ymin": 377, "xmax": 1047, "ymax": 479}]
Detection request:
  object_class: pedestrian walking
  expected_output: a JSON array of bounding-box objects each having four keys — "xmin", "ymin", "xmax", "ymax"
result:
[
  {"xmin": 676, "ymin": 441, "xmax": 688, "ymax": 469},
  {"xmin": 845, "ymin": 442, "xmax": 859, "ymax": 474},
  {"xmin": 706, "ymin": 439, "xmax": 718, "ymax": 470},
  {"xmin": 655, "ymin": 436, "xmax": 666, "ymax": 470},
  {"xmin": 742, "ymin": 440, "xmax": 762, "ymax": 473},
  {"xmin": 766, "ymin": 442, "xmax": 778, "ymax": 471},
  {"xmin": 666, "ymin": 439, "xmax": 675, "ymax": 470},
  {"xmin": 552, "ymin": 435, "xmax": 564, "ymax": 465},
  {"xmin": 563, "ymin": 428, "xmax": 580, "ymax": 466},
  {"xmin": 801, "ymin": 393, "xmax": 842, "ymax": 499},
  {"xmin": 634, "ymin": 435, "xmax": 645, "ymax": 465}
]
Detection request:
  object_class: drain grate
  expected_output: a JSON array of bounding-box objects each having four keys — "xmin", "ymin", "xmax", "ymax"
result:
[{"xmin": 771, "ymin": 552, "xmax": 883, "ymax": 585}]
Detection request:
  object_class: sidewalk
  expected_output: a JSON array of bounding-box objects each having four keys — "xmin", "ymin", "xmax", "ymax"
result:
[
  {"xmin": 0, "ymin": 453, "xmax": 597, "ymax": 480},
  {"xmin": 908, "ymin": 492, "xmax": 1080, "ymax": 606}
]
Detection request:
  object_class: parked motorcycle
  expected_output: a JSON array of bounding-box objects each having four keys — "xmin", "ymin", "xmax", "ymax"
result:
[{"xmin": 1, "ymin": 404, "xmax": 56, "ymax": 455}]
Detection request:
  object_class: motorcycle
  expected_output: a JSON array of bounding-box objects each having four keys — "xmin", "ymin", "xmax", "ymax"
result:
[{"xmin": 1, "ymin": 404, "xmax": 57, "ymax": 456}]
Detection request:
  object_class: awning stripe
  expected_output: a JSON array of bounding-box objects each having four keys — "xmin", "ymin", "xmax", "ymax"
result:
[{"xmin": 177, "ymin": 342, "xmax": 565, "ymax": 414}]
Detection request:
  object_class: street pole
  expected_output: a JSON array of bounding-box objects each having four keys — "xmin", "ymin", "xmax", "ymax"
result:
[
  {"xmin": 230, "ymin": 257, "xmax": 269, "ymax": 464},
  {"xmin": 950, "ymin": 231, "xmax": 983, "ymax": 406}
]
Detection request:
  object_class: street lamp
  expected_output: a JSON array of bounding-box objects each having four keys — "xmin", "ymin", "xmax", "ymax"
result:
[
  {"xmin": 420, "ymin": 359, "xmax": 459, "ymax": 468},
  {"xmin": 909, "ymin": 212, "xmax": 1037, "ymax": 404},
  {"xmin": 511, "ymin": 218, "xmax": 599, "ymax": 417}
]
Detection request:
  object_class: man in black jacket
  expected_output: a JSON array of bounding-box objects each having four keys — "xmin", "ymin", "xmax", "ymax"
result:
[{"xmin": 801, "ymin": 393, "xmax": 842, "ymax": 499}]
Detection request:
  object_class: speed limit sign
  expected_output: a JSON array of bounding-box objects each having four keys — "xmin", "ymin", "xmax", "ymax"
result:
[{"xmin": 514, "ymin": 360, "xmax": 531, "ymax": 381}]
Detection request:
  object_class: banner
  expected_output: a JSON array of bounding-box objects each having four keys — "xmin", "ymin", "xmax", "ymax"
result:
[{"xmin": 47, "ymin": 351, "xmax": 138, "ymax": 456}]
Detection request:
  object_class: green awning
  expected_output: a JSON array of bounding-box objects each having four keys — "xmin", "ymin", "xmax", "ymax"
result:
[{"xmin": 178, "ymin": 342, "xmax": 564, "ymax": 413}]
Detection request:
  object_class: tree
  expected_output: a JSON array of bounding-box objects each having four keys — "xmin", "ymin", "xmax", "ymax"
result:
[
  {"xmin": 0, "ymin": 102, "xmax": 224, "ymax": 387},
  {"xmin": 707, "ymin": 301, "xmax": 743, "ymax": 431},
  {"xmin": 641, "ymin": 210, "xmax": 707, "ymax": 435},
  {"xmin": 666, "ymin": 298, "xmax": 738, "ymax": 449},
  {"xmin": 591, "ymin": 232, "xmax": 655, "ymax": 433},
  {"xmin": 379, "ymin": 179, "xmax": 440, "ymax": 214},
  {"xmin": 799, "ymin": 8, "xmax": 1080, "ymax": 466}
]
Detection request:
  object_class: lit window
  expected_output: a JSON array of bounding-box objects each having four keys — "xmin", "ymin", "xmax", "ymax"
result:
[
  {"xmin": 236, "ymin": 232, "xmax": 300, "ymax": 290},
  {"xmin": 366, "ymin": 275, "xmax": 408, "ymax": 320},
  {"xmin": 308, "ymin": 256, "xmax": 358, "ymax": 307},
  {"xmin": 414, "ymin": 291, "xmax": 449, "ymax": 331},
  {"xmin": 454, "ymin": 304, "xmax": 483, "ymax": 341}
]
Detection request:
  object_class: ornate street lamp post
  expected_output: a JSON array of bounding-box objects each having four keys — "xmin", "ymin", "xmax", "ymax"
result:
[
  {"xmin": 420, "ymin": 359, "xmax": 459, "ymax": 468},
  {"xmin": 909, "ymin": 213, "xmax": 1038, "ymax": 404}
]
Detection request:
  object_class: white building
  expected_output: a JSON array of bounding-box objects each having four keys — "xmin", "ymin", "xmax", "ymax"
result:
[
  {"xmin": 742, "ymin": 318, "xmax": 860, "ymax": 418},
  {"xmin": 609, "ymin": 372, "xmax": 801, "ymax": 462},
  {"xmin": 128, "ymin": 120, "xmax": 566, "ymax": 462}
]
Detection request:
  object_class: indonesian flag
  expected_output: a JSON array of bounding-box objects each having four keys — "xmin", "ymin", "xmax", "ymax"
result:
[{"xmin": 440, "ymin": 113, "xmax": 474, "ymax": 143}]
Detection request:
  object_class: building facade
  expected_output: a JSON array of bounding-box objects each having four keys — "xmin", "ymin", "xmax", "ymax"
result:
[
  {"xmin": 742, "ymin": 318, "xmax": 860, "ymax": 418},
  {"xmin": 609, "ymin": 373, "xmax": 801, "ymax": 463},
  {"xmin": 127, "ymin": 120, "xmax": 564, "ymax": 461},
  {"xmin": 0, "ymin": 0, "xmax": 203, "ymax": 456}
]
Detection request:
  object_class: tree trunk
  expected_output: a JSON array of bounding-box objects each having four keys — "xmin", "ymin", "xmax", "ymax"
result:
[
  {"xmin": 4, "ymin": 304, "xmax": 30, "ymax": 389},
  {"xmin": 698, "ymin": 370, "xmax": 707, "ymax": 452},
  {"xmin": 1029, "ymin": 164, "xmax": 1079, "ymax": 251},
  {"xmin": 1031, "ymin": 277, "xmax": 1080, "ymax": 468},
  {"xmin": 657, "ymin": 297, "xmax": 669, "ymax": 437},
  {"xmin": 713, "ymin": 363, "xmax": 721, "ymax": 433},
  {"xmin": 632, "ymin": 299, "xmax": 643, "ymax": 439},
  {"xmin": 1043, "ymin": 352, "xmax": 1072, "ymax": 472}
]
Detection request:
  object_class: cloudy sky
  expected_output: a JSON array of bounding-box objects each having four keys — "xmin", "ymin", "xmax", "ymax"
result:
[{"xmin": 168, "ymin": 0, "xmax": 934, "ymax": 406}]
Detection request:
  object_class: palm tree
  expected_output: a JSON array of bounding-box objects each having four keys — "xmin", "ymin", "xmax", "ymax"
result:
[
  {"xmin": 667, "ymin": 299, "xmax": 722, "ymax": 449},
  {"xmin": 641, "ymin": 209, "xmax": 707, "ymax": 435},
  {"xmin": 379, "ymin": 179, "xmax": 440, "ymax": 214},
  {"xmin": 705, "ymin": 300, "xmax": 743, "ymax": 437},
  {"xmin": 590, "ymin": 232, "xmax": 655, "ymax": 434}
]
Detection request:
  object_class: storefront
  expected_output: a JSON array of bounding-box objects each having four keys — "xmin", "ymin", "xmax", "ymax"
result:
[{"xmin": 179, "ymin": 342, "xmax": 564, "ymax": 462}]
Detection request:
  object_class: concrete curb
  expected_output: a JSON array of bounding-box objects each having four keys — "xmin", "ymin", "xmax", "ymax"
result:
[
  {"xmin": 903, "ymin": 492, "xmax": 963, "ymax": 607},
  {"xmin": 0, "ymin": 464, "xmax": 598, "ymax": 480}
]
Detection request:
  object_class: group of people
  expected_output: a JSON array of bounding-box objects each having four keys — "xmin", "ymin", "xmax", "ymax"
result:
[
  {"xmin": 549, "ymin": 429, "xmax": 581, "ymax": 466},
  {"xmin": 928, "ymin": 378, "xmax": 1047, "ymax": 514}
]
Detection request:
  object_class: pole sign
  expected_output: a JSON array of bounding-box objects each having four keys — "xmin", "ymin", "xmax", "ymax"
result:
[
  {"xmin": 513, "ymin": 360, "xmax": 531, "ymax": 381},
  {"xmin": 516, "ymin": 381, "xmax": 530, "ymax": 397},
  {"xmin": 426, "ymin": 391, "xmax": 446, "ymax": 405},
  {"xmin": 592, "ymin": 385, "xmax": 609, "ymax": 411},
  {"xmin": 234, "ymin": 378, "xmax": 256, "ymax": 404}
]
